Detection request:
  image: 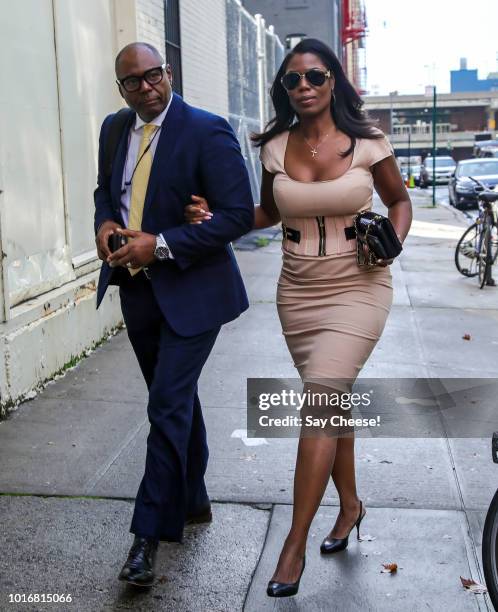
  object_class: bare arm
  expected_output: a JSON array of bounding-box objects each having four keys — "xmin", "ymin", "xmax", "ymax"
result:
[
  {"xmin": 254, "ymin": 166, "xmax": 281, "ymax": 229},
  {"xmin": 372, "ymin": 155, "xmax": 413, "ymax": 244}
]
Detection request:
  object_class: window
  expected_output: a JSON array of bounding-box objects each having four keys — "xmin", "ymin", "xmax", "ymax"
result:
[{"xmin": 164, "ymin": 0, "xmax": 182, "ymax": 95}]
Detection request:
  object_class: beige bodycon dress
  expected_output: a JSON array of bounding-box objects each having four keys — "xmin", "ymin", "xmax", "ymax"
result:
[{"xmin": 260, "ymin": 129, "xmax": 394, "ymax": 392}]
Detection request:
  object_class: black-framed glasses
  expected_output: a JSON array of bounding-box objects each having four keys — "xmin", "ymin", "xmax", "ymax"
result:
[
  {"xmin": 281, "ymin": 68, "xmax": 332, "ymax": 91},
  {"xmin": 117, "ymin": 64, "xmax": 166, "ymax": 93}
]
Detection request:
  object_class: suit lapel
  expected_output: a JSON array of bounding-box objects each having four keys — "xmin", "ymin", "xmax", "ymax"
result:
[
  {"xmin": 142, "ymin": 93, "xmax": 186, "ymax": 219},
  {"xmin": 110, "ymin": 111, "xmax": 135, "ymax": 208}
]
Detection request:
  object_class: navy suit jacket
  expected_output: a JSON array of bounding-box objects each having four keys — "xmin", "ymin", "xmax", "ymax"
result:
[{"xmin": 94, "ymin": 93, "xmax": 254, "ymax": 337}]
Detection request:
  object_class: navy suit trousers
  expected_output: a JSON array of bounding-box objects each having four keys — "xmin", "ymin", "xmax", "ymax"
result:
[{"xmin": 119, "ymin": 271, "xmax": 220, "ymax": 541}]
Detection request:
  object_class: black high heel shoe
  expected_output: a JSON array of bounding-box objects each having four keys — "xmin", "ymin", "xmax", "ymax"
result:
[
  {"xmin": 266, "ymin": 555, "xmax": 306, "ymax": 598},
  {"xmin": 320, "ymin": 500, "xmax": 366, "ymax": 554}
]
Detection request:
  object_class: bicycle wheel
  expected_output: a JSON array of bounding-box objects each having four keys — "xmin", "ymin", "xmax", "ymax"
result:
[
  {"xmin": 455, "ymin": 223, "xmax": 480, "ymax": 277},
  {"xmin": 483, "ymin": 488, "xmax": 498, "ymax": 609},
  {"xmin": 478, "ymin": 224, "xmax": 491, "ymax": 289},
  {"xmin": 491, "ymin": 224, "xmax": 498, "ymax": 265}
]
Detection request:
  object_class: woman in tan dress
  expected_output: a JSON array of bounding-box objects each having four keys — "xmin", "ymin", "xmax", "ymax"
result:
[{"xmin": 186, "ymin": 38, "xmax": 412, "ymax": 598}]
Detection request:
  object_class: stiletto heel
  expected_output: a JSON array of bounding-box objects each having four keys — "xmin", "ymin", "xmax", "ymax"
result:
[
  {"xmin": 320, "ymin": 500, "xmax": 365, "ymax": 554},
  {"xmin": 266, "ymin": 555, "xmax": 306, "ymax": 597}
]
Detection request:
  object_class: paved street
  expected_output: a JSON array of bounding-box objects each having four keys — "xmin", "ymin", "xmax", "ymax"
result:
[{"xmin": 0, "ymin": 188, "xmax": 496, "ymax": 611}]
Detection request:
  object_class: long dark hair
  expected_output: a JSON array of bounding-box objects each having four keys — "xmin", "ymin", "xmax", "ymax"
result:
[{"xmin": 252, "ymin": 38, "xmax": 382, "ymax": 157}]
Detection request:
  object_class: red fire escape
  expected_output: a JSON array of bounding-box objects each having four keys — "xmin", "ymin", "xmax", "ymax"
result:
[{"xmin": 342, "ymin": 0, "xmax": 367, "ymax": 94}]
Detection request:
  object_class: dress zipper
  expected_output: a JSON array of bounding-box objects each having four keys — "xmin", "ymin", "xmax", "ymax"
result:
[{"xmin": 316, "ymin": 216, "xmax": 326, "ymax": 256}]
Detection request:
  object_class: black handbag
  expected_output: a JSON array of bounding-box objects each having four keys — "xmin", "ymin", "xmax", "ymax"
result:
[{"xmin": 353, "ymin": 211, "xmax": 403, "ymax": 266}]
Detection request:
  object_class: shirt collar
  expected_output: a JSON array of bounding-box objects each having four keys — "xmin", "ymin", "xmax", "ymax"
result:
[{"xmin": 134, "ymin": 94, "xmax": 173, "ymax": 131}]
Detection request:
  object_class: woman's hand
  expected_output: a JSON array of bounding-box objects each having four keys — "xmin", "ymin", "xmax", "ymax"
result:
[
  {"xmin": 376, "ymin": 257, "xmax": 394, "ymax": 267},
  {"xmin": 360, "ymin": 242, "xmax": 394, "ymax": 267},
  {"xmin": 184, "ymin": 195, "xmax": 212, "ymax": 224}
]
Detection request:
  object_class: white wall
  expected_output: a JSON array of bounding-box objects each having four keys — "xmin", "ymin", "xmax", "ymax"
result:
[
  {"xmin": 0, "ymin": 0, "xmax": 72, "ymax": 308},
  {"xmin": 53, "ymin": 0, "xmax": 121, "ymax": 264},
  {"xmin": 137, "ymin": 0, "xmax": 166, "ymax": 56},
  {"xmin": 180, "ymin": 0, "xmax": 229, "ymax": 117},
  {"xmin": 0, "ymin": 0, "xmax": 125, "ymax": 412}
]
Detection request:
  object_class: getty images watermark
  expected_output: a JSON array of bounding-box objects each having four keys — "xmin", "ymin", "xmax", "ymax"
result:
[
  {"xmin": 246, "ymin": 378, "xmax": 498, "ymax": 438},
  {"xmin": 257, "ymin": 387, "xmax": 378, "ymax": 431}
]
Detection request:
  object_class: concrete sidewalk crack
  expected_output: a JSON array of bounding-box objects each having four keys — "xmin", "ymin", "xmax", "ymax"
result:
[
  {"xmin": 82, "ymin": 417, "xmax": 148, "ymax": 494},
  {"xmin": 242, "ymin": 503, "xmax": 274, "ymax": 611}
]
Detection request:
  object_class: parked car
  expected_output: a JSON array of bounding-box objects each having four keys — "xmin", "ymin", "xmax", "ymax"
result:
[
  {"xmin": 474, "ymin": 140, "xmax": 498, "ymax": 158},
  {"xmin": 448, "ymin": 158, "xmax": 498, "ymax": 209},
  {"xmin": 420, "ymin": 156, "xmax": 456, "ymax": 187}
]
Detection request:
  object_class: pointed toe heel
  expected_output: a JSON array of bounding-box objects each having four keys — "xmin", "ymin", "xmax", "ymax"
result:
[
  {"xmin": 266, "ymin": 556, "xmax": 306, "ymax": 598},
  {"xmin": 320, "ymin": 500, "xmax": 366, "ymax": 555}
]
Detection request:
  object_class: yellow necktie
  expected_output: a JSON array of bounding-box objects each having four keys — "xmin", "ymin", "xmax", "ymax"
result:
[{"xmin": 128, "ymin": 123, "xmax": 157, "ymax": 275}]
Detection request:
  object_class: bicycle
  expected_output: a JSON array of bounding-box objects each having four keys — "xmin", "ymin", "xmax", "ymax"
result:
[
  {"xmin": 483, "ymin": 432, "xmax": 498, "ymax": 608},
  {"xmin": 454, "ymin": 177, "xmax": 498, "ymax": 288}
]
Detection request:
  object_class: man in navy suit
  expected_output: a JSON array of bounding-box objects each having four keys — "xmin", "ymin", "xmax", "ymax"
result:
[{"xmin": 94, "ymin": 42, "xmax": 254, "ymax": 586}]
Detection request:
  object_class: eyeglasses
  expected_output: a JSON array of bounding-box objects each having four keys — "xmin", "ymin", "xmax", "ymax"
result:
[
  {"xmin": 281, "ymin": 68, "xmax": 332, "ymax": 91},
  {"xmin": 117, "ymin": 64, "xmax": 166, "ymax": 93}
]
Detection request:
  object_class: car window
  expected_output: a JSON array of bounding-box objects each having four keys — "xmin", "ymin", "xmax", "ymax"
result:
[
  {"xmin": 434, "ymin": 158, "xmax": 455, "ymax": 167},
  {"xmin": 457, "ymin": 161, "xmax": 498, "ymax": 177}
]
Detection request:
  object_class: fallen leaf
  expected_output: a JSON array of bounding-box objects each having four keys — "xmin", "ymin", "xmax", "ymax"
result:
[
  {"xmin": 460, "ymin": 576, "xmax": 487, "ymax": 593},
  {"xmin": 381, "ymin": 562, "xmax": 398, "ymax": 573},
  {"xmin": 462, "ymin": 333, "xmax": 471, "ymax": 341}
]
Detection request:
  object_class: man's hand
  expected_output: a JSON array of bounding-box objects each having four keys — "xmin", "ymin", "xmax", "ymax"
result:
[
  {"xmin": 107, "ymin": 229, "xmax": 157, "ymax": 269},
  {"xmin": 184, "ymin": 195, "xmax": 212, "ymax": 224},
  {"xmin": 96, "ymin": 220, "xmax": 122, "ymax": 261}
]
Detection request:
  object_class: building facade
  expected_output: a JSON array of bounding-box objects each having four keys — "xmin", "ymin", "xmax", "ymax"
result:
[
  {"xmin": 0, "ymin": 0, "xmax": 282, "ymax": 415},
  {"xmin": 241, "ymin": 0, "xmax": 342, "ymax": 57},
  {"xmin": 364, "ymin": 91, "xmax": 498, "ymax": 160},
  {"xmin": 451, "ymin": 58, "xmax": 498, "ymax": 94},
  {"xmin": 342, "ymin": 0, "xmax": 367, "ymax": 94}
]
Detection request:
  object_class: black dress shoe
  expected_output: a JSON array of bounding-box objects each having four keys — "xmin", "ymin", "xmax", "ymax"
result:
[
  {"xmin": 185, "ymin": 504, "xmax": 212, "ymax": 525},
  {"xmin": 267, "ymin": 556, "xmax": 305, "ymax": 598},
  {"xmin": 320, "ymin": 500, "xmax": 366, "ymax": 554},
  {"xmin": 118, "ymin": 536, "xmax": 158, "ymax": 587}
]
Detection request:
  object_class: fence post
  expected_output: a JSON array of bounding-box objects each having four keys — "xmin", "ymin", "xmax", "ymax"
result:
[{"xmin": 255, "ymin": 13, "xmax": 267, "ymax": 130}]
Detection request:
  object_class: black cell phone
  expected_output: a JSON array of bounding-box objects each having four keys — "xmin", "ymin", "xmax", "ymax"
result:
[{"xmin": 108, "ymin": 233, "xmax": 128, "ymax": 253}]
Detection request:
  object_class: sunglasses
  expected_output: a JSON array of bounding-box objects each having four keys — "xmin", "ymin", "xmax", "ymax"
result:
[
  {"xmin": 117, "ymin": 64, "xmax": 166, "ymax": 93},
  {"xmin": 281, "ymin": 68, "xmax": 332, "ymax": 91}
]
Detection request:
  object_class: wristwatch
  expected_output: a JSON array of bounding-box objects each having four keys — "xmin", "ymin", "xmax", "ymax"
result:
[{"xmin": 154, "ymin": 234, "xmax": 170, "ymax": 261}]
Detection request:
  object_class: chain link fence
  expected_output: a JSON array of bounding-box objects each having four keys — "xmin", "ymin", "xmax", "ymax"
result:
[{"xmin": 226, "ymin": 0, "xmax": 285, "ymax": 201}]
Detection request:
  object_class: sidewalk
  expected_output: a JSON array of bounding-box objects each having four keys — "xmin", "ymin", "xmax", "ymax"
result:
[{"xmin": 0, "ymin": 190, "xmax": 496, "ymax": 611}]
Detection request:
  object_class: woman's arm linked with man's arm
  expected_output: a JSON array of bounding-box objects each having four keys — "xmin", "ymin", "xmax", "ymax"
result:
[{"xmin": 184, "ymin": 166, "xmax": 281, "ymax": 230}]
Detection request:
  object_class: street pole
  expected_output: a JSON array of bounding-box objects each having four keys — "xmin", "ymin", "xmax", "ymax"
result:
[
  {"xmin": 432, "ymin": 85, "xmax": 437, "ymax": 206},
  {"xmin": 408, "ymin": 129, "xmax": 411, "ymax": 183}
]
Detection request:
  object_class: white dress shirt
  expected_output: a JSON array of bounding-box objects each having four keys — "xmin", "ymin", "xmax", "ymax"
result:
[{"xmin": 120, "ymin": 96, "xmax": 174, "ymax": 257}]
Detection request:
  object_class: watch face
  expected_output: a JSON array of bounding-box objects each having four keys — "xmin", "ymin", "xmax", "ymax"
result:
[{"xmin": 155, "ymin": 246, "xmax": 169, "ymax": 260}]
